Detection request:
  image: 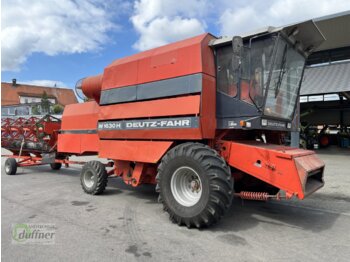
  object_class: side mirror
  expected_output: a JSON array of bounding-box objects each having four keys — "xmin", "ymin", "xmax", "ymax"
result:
[{"xmin": 231, "ymin": 36, "xmax": 243, "ymax": 71}]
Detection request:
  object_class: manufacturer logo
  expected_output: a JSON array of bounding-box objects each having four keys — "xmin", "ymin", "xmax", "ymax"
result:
[
  {"xmin": 266, "ymin": 120, "xmax": 286, "ymax": 128},
  {"xmin": 98, "ymin": 117, "xmax": 199, "ymax": 130}
]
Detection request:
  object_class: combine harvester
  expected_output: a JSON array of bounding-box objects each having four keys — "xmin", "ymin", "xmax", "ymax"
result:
[{"xmin": 2, "ymin": 21, "xmax": 325, "ymax": 228}]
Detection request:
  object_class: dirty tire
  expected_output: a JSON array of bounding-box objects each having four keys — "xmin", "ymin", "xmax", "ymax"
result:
[
  {"xmin": 4, "ymin": 158, "xmax": 17, "ymax": 175},
  {"xmin": 156, "ymin": 143, "xmax": 233, "ymax": 228},
  {"xmin": 80, "ymin": 161, "xmax": 108, "ymax": 195},
  {"xmin": 50, "ymin": 163, "xmax": 62, "ymax": 170}
]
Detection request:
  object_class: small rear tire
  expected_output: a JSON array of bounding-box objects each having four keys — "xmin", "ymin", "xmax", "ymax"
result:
[
  {"xmin": 50, "ymin": 163, "xmax": 62, "ymax": 170},
  {"xmin": 80, "ymin": 161, "xmax": 108, "ymax": 195},
  {"xmin": 5, "ymin": 158, "xmax": 17, "ymax": 175}
]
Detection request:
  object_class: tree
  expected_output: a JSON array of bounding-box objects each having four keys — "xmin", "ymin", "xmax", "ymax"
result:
[
  {"xmin": 41, "ymin": 91, "xmax": 50, "ymax": 114},
  {"xmin": 31, "ymin": 105, "xmax": 40, "ymax": 115},
  {"xmin": 52, "ymin": 104, "xmax": 64, "ymax": 114}
]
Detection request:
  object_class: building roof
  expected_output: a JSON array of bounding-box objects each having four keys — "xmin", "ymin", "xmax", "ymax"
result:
[
  {"xmin": 300, "ymin": 61, "xmax": 350, "ymax": 95},
  {"xmin": 1, "ymin": 82, "xmax": 78, "ymax": 106}
]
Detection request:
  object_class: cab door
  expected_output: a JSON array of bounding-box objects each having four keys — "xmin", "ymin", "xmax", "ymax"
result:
[{"xmin": 215, "ymin": 44, "xmax": 259, "ymax": 128}]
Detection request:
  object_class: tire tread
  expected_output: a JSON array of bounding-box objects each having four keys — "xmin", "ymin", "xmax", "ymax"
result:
[
  {"xmin": 80, "ymin": 161, "xmax": 108, "ymax": 195},
  {"xmin": 156, "ymin": 142, "xmax": 233, "ymax": 228},
  {"xmin": 5, "ymin": 158, "xmax": 17, "ymax": 175}
]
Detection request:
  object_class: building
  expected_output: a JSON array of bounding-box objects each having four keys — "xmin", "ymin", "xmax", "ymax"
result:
[
  {"xmin": 1, "ymin": 79, "xmax": 78, "ymax": 116},
  {"xmin": 295, "ymin": 11, "xmax": 350, "ymax": 148}
]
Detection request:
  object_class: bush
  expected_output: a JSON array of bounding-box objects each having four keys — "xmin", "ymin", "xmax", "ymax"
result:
[{"xmin": 52, "ymin": 104, "xmax": 64, "ymax": 114}]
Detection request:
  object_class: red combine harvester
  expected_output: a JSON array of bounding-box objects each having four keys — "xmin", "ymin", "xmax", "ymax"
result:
[{"xmin": 2, "ymin": 21, "xmax": 326, "ymax": 228}]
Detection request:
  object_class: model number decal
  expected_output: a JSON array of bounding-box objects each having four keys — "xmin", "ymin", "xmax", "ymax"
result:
[
  {"xmin": 228, "ymin": 121, "xmax": 238, "ymax": 128},
  {"xmin": 98, "ymin": 117, "xmax": 199, "ymax": 130}
]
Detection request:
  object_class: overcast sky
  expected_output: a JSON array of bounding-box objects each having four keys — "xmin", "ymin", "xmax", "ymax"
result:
[{"xmin": 1, "ymin": 0, "xmax": 350, "ymax": 89}]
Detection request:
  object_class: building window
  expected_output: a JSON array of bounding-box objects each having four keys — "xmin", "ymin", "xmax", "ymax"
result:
[{"xmin": 8, "ymin": 107, "xmax": 16, "ymax": 115}]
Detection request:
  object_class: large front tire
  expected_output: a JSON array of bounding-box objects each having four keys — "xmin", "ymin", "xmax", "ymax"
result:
[
  {"xmin": 156, "ymin": 143, "xmax": 233, "ymax": 228},
  {"xmin": 80, "ymin": 161, "xmax": 108, "ymax": 195}
]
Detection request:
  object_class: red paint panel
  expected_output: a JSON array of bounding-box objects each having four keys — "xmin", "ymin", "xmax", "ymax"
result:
[
  {"xmin": 137, "ymin": 43, "xmax": 201, "ymax": 84},
  {"xmin": 200, "ymin": 74, "xmax": 216, "ymax": 138},
  {"xmin": 99, "ymin": 95, "xmax": 200, "ymax": 120},
  {"xmin": 294, "ymin": 154, "xmax": 325, "ymax": 198},
  {"xmin": 98, "ymin": 128, "xmax": 202, "ymax": 140},
  {"xmin": 102, "ymin": 33, "xmax": 216, "ymax": 90},
  {"xmin": 105, "ymin": 45, "xmax": 154, "ymax": 68},
  {"xmin": 61, "ymin": 101, "xmax": 99, "ymax": 130},
  {"xmin": 220, "ymin": 140, "xmax": 324, "ymax": 199},
  {"xmin": 201, "ymin": 34, "xmax": 216, "ymax": 77},
  {"xmin": 57, "ymin": 134, "xmax": 99, "ymax": 154},
  {"xmin": 58, "ymin": 134, "xmax": 80, "ymax": 153},
  {"xmin": 80, "ymin": 134, "xmax": 99, "ymax": 153},
  {"xmin": 59, "ymin": 102, "xmax": 99, "ymax": 154},
  {"xmin": 99, "ymin": 140, "xmax": 173, "ymax": 163},
  {"xmin": 102, "ymin": 60, "xmax": 138, "ymax": 90}
]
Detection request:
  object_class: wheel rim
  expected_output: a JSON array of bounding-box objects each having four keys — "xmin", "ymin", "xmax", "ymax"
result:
[
  {"xmin": 83, "ymin": 170, "xmax": 95, "ymax": 188},
  {"xmin": 5, "ymin": 164, "xmax": 10, "ymax": 174},
  {"xmin": 170, "ymin": 166, "xmax": 202, "ymax": 207}
]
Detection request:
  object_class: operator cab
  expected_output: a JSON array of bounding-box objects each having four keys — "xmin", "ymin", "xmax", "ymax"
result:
[{"xmin": 211, "ymin": 21, "xmax": 325, "ymax": 131}]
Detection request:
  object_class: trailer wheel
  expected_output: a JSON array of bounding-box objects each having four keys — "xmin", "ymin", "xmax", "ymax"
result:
[
  {"xmin": 5, "ymin": 158, "xmax": 17, "ymax": 175},
  {"xmin": 50, "ymin": 163, "xmax": 62, "ymax": 170},
  {"xmin": 156, "ymin": 143, "xmax": 233, "ymax": 228},
  {"xmin": 80, "ymin": 161, "xmax": 108, "ymax": 195}
]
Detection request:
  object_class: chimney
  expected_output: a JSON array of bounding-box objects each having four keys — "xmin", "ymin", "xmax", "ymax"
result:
[{"xmin": 12, "ymin": 78, "xmax": 17, "ymax": 86}]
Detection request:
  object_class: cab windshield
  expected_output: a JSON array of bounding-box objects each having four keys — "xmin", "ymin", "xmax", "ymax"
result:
[
  {"xmin": 216, "ymin": 34, "xmax": 305, "ymax": 121},
  {"xmin": 264, "ymin": 37, "xmax": 305, "ymax": 120},
  {"xmin": 245, "ymin": 37, "xmax": 276, "ymax": 108}
]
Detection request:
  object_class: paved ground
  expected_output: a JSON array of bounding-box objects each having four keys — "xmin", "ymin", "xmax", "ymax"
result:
[{"xmin": 1, "ymin": 147, "xmax": 350, "ymax": 262}]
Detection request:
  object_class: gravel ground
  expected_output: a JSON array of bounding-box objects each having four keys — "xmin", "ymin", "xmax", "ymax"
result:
[{"xmin": 1, "ymin": 147, "xmax": 350, "ymax": 262}]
